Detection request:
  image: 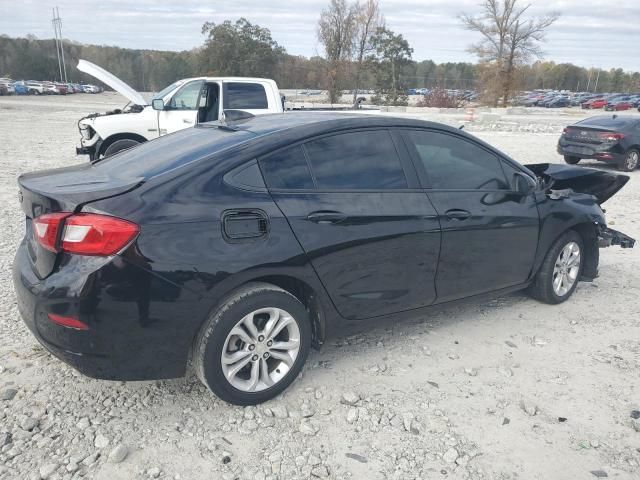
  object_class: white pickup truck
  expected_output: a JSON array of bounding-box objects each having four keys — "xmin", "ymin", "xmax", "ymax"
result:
[{"xmin": 76, "ymin": 60, "xmax": 284, "ymax": 159}]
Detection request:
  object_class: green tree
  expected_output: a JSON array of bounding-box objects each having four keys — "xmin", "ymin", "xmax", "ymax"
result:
[
  {"xmin": 367, "ymin": 27, "xmax": 413, "ymax": 105},
  {"xmin": 200, "ymin": 18, "xmax": 285, "ymax": 79}
]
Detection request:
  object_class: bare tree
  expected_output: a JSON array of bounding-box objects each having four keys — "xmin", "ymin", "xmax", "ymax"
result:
[
  {"xmin": 460, "ymin": 0, "xmax": 558, "ymax": 106},
  {"xmin": 318, "ymin": 0, "xmax": 357, "ymax": 103},
  {"xmin": 352, "ymin": 0, "xmax": 383, "ymax": 103}
]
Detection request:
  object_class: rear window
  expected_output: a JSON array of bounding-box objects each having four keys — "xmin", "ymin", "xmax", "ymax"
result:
[
  {"xmin": 93, "ymin": 127, "xmax": 255, "ymax": 179},
  {"xmin": 259, "ymin": 145, "xmax": 314, "ymax": 190},
  {"xmin": 223, "ymin": 83, "xmax": 269, "ymax": 109}
]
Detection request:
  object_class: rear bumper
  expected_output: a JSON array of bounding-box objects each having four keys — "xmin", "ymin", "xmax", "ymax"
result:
[
  {"xmin": 557, "ymin": 141, "xmax": 625, "ymax": 163},
  {"xmin": 12, "ymin": 241, "xmax": 197, "ymax": 381}
]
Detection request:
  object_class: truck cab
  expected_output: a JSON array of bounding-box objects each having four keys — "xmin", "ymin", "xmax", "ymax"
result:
[{"xmin": 76, "ymin": 60, "xmax": 283, "ymax": 159}]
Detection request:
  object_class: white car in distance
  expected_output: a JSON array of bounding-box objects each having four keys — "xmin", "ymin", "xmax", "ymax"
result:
[{"xmin": 76, "ymin": 60, "xmax": 284, "ymax": 159}]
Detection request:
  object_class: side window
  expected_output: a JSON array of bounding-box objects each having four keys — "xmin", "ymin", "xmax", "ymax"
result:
[
  {"xmin": 259, "ymin": 145, "xmax": 314, "ymax": 190},
  {"xmin": 224, "ymin": 83, "xmax": 268, "ymax": 109},
  {"xmin": 168, "ymin": 81, "xmax": 203, "ymax": 110},
  {"xmin": 304, "ymin": 130, "xmax": 407, "ymax": 190},
  {"xmin": 405, "ymin": 130, "xmax": 508, "ymax": 190}
]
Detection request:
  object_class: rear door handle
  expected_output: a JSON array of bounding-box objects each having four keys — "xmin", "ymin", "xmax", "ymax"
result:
[
  {"xmin": 444, "ymin": 209, "xmax": 471, "ymax": 220},
  {"xmin": 307, "ymin": 211, "xmax": 347, "ymax": 224},
  {"xmin": 183, "ymin": 119, "xmax": 194, "ymax": 124}
]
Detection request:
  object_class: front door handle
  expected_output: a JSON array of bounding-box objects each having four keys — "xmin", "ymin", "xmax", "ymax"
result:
[
  {"xmin": 307, "ymin": 211, "xmax": 347, "ymax": 224},
  {"xmin": 183, "ymin": 119, "xmax": 194, "ymax": 124},
  {"xmin": 445, "ymin": 209, "xmax": 471, "ymax": 220}
]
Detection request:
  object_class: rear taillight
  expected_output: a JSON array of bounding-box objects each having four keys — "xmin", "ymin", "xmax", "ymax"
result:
[
  {"xmin": 33, "ymin": 213, "xmax": 71, "ymax": 252},
  {"xmin": 33, "ymin": 212, "xmax": 139, "ymax": 256},
  {"xmin": 598, "ymin": 132, "xmax": 625, "ymax": 142}
]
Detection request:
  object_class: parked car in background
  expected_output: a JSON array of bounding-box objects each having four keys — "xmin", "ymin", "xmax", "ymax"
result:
[
  {"xmin": 605, "ymin": 100, "xmax": 633, "ymax": 111},
  {"xmin": 12, "ymin": 82, "xmax": 29, "ymax": 95},
  {"xmin": 75, "ymin": 59, "xmax": 284, "ymax": 159},
  {"xmin": 582, "ymin": 97, "xmax": 607, "ymax": 109},
  {"xmin": 558, "ymin": 115, "xmax": 640, "ymax": 171},
  {"xmin": 0, "ymin": 78, "xmax": 15, "ymax": 95},
  {"xmin": 25, "ymin": 81, "xmax": 45, "ymax": 95},
  {"xmin": 546, "ymin": 96, "xmax": 570, "ymax": 108}
]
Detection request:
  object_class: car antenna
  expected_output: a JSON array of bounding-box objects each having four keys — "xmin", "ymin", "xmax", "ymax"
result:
[
  {"xmin": 459, "ymin": 124, "xmax": 465, "ymax": 130},
  {"xmin": 612, "ymin": 114, "xmax": 617, "ymax": 119}
]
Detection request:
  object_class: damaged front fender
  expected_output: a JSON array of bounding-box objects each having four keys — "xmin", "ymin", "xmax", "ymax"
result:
[
  {"xmin": 526, "ymin": 163, "xmax": 629, "ymax": 204},
  {"xmin": 598, "ymin": 225, "xmax": 636, "ymax": 249}
]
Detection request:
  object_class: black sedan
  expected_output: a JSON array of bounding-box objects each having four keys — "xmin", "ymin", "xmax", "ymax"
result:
[
  {"xmin": 13, "ymin": 113, "xmax": 635, "ymax": 405},
  {"xmin": 558, "ymin": 115, "xmax": 640, "ymax": 171}
]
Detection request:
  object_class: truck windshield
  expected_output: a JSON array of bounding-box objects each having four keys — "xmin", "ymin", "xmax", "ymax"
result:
[{"xmin": 152, "ymin": 81, "xmax": 184, "ymax": 101}]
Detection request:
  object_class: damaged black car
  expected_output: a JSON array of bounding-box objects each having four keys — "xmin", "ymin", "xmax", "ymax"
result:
[{"xmin": 13, "ymin": 113, "xmax": 635, "ymax": 405}]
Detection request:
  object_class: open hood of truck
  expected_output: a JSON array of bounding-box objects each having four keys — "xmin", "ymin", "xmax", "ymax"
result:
[
  {"xmin": 526, "ymin": 163, "xmax": 629, "ymax": 204},
  {"xmin": 77, "ymin": 59, "xmax": 148, "ymax": 107}
]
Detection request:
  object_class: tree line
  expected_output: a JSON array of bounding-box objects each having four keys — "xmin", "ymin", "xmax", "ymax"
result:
[{"xmin": 1, "ymin": 0, "xmax": 639, "ymax": 104}]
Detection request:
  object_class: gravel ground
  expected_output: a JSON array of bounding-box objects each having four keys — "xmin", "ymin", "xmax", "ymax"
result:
[{"xmin": 0, "ymin": 94, "xmax": 639, "ymax": 480}]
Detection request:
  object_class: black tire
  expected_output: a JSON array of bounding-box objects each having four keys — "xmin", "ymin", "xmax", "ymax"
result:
[
  {"xmin": 194, "ymin": 282, "xmax": 311, "ymax": 405},
  {"xmin": 563, "ymin": 156, "xmax": 580, "ymax": 165},
  {"xmin": 617, "ymin": 148, "xmax": 639, "ymax": 172},
  {"xmin": 529, "ymin": 230, "xmax": 584, "ymax": 304},
  {"xmin": 102, "ymin": 138, "xmax": 141, "ymax": 158}
]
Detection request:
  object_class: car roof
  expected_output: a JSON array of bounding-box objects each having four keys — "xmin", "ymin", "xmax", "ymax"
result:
[
  {"xmin": 576, "ymin": 115, "xmax": 640, "ymax": 129},
  {"xmin": 197, "ymin": 111, "xmax": 466, "ymax": 139}
]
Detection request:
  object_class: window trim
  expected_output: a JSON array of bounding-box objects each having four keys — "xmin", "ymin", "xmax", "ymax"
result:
[{"xmin": 399, "ymin": 128, "xmax": 526, "ymax": 192}]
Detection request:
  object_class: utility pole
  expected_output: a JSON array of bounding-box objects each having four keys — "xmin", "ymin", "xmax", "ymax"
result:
[
  {"xmin": 594, "ymin": 70, "xmax": 600, "ymax": 93},
  {"xmin": 52, "ymin": 7, "xmax": 68, "ymax": 83}
]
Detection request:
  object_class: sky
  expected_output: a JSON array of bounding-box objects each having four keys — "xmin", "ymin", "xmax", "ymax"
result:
[{"xmin": 1, "ymin": 0, "xmax": 639, "ymax": 71}]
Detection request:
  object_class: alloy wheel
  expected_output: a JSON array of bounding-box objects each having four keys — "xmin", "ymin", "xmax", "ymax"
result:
[
  {"xmin": 552, "ymin": 241, "xmax": 581, "ymax": 296},
  {"xmin": 221, "ymin": 308, "xmax": 300, "ymax": 392},
  {"xmin": 626, "ymin": 150, "xmax": 639, "ymax": 171}
]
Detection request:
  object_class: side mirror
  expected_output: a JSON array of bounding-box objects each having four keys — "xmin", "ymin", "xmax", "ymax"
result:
[
  {"xmin": 152, "ymin": 99, "xmax": 165, "ymax": 111},
  {"xmin": 513, "ymin": 172, "xmax": 536, "ymax": 195}
]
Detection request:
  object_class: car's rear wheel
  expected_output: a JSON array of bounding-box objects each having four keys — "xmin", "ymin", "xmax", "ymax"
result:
[
  {"xmin": 194, "ymin": 283, "xmax": 311, "ymax": 405},
  {"xmin": 563, "ymin": 156, "xmax": 580, "ymax": 165},
  {"xmin": 102, "ymin": 138, "xmax": 142, "ymax": 158},
  {"xmin": 529, "ymin": 230, "xmax": 583, "ymax": 304},
  {"xmin": 618, "ymin": 149, "xmax": 639, "ymax": 172}
]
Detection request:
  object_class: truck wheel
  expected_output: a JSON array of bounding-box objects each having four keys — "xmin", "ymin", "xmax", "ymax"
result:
[
  {"xmin": 194, "ymin": 282, "xmax": 311, "ymax": 405},
  {"xmin": 618, "ymin": 149, "xmax": 639, "ymax": 172},
  {"xmin": 102, "ymin": 138, "xmax": 141, "ymax": 158},
  {"xmin": 529, "ymin": 230, "xmax": 584, "ymax": 304},
  {"xmin": 563, "ymin": 156, "xmax": 580, "ymax": 165}
]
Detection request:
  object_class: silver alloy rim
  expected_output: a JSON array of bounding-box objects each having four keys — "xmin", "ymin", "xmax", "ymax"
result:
[
  {"xmin": 626, "ymin": 151, "xmax": 639, "ymax": 170},
  {"xmin": 552, "ymin": 241, "xmax": 581, "ymax": 296},
  {"xmin": 221, "ymin": 308, "xmax": 300, "ymax": 392}
]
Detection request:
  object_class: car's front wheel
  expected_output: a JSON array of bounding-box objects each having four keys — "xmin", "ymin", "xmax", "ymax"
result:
[
  {"xmin": 618, "ymin": 149, "xmax": 639, "ymax": 172},
  {"xmin": 194, "ymin": 283, "xmax": 311, "ymax": 405},
  {"xmin": 564, "ymin": 155, "xmax": 580, "ymax": 164},
  {"xmin": 529, "ymin": 230, "xmax": 584, "ymax": 304}
]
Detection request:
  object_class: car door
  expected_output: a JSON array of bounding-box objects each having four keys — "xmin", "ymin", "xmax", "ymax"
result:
[
  {"xmin": 258, "ymin": 129, "xmax": 441, "ymax": 320},
  {"xmin": 157, "ymin": 80, "xmax": 204, "ymax": 135},
  {"xmin": 401, "ymin": 129, "xmax": 540, "ymax": 303}
]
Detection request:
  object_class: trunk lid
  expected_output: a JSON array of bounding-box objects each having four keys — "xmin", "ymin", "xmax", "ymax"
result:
[
  {"xmin": 526, "ymin": 163, "xmax": 629, "ymax": 204},
  {"xmin": 18, "ymin": 163, "xmax": 143, "ymax": 279},
  {"xmin": 77, "ymin": 59, "xmax": 148, "ymax": 107}
]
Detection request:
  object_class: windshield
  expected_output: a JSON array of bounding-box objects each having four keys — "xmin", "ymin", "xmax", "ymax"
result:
[{"xmin": 151, "ymin": 81, "xmax": 184, "ymax": 101}]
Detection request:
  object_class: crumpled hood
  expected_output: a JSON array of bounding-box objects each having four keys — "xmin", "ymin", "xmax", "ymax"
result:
[
  {"xmin": 77, "ymin": 59, "xmax": 148, "ymax": 107},
  {"xmin": 526, "ymin": 163, "xmax": 629, "ymax": 204}
]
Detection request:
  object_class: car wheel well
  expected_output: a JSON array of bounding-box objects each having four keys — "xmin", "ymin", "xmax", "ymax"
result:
[
  {"xmin": 570, "ymin": 223, "xmax": 599, "ymax": 280},
  {"xmin": 249, "ymin": 275, "xmax": 326, "ymax": 348},
  {"xmin": 98, "ymin": 133, "xmax": 147, "ymax": 157}
]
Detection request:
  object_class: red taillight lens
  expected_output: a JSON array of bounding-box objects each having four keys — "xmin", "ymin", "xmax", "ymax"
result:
[
  {"xmin": 33, "ymin": 212, "xmax": 139, "ymax": 256},
  {"xmin": 598, "ymin": 132, "xmax": 625, "ymax": 142},
  {"xmin": 33, "ymin": 212, "xmax": 71, "ymax": 252},
  {"xmin": 47, "ymin": 313, "xmax": 89, "ymax": 330}
]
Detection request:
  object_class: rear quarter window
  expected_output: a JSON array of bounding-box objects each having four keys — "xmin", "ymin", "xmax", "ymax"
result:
[{"xmin": 223, "ymin": 83, "xmax": 269, "ymax": 109}]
